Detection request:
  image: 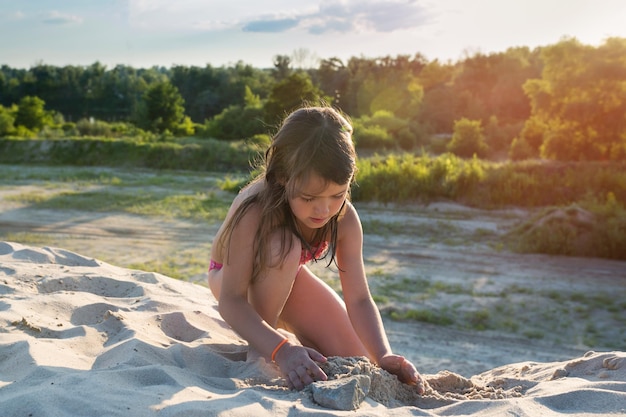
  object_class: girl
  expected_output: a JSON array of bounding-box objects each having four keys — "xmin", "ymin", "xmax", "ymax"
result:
[{"xmin": 208, "ymin": 106, "xmax": 424, "ymax": 393}]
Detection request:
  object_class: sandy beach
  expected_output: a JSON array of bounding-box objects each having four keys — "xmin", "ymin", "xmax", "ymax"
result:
[
  {"xmin": 1, "ymin": 241, "xmax": 625, "ymax": 416},
  {"xmin": 1, "ymin": 166, "xmax": 625, "ymax": 415}
]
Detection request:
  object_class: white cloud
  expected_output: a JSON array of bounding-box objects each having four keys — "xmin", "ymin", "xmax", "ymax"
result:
[
  {"xmin": 42, "ymin": 11, "xmax": 83, "ymax": 25},
  {"xmin": 123, "ymin": 0, "xmax": 432, "ymax": 35},
  {"xmin": 242, "ymin": 0, "xmax": 432, "ymax": 34}
]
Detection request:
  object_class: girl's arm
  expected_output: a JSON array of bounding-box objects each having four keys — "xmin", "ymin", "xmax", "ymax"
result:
[
  {"xmin": 336, "ymin": 203, "xmax": 392, "ymax": 359},
  {"xmin": 336, "ymin": 203, "xmax": 424, "ymax": 391},
  {"xmin": 217, "ymin": 205, "xmax": 285, "ymax": 356},
  {"xmin": 217, "ymin": 205, "xmax": 327, "ymax": 389}
]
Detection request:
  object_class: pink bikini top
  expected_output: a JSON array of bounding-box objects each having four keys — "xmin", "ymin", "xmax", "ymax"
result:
[{"xmin": 300, "ymin": 241, "xmax": 329, "ymax": 265}]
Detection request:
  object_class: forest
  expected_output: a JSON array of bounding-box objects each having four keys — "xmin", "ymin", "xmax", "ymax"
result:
[
  {"xmin": 1, "ymin": 36, "xmax": 626, "ymax": 162},
  {"xmin": 1, "ymin": 37, "xmax": 626, "ymax": 260}
]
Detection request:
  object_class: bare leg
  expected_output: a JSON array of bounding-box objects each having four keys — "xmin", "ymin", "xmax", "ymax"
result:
[
  {"xmin": 247, "ymin": 233, "xmax": 301, "ymax": 328},
  {"xmin": 279, "ymin": 265, "xmax": 370, "ymax": 359}
]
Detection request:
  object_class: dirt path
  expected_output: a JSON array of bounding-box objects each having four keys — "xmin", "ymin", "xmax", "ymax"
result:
[{"xmin": 1, "ymin": 169, "xmax": 624, "ymax": 377}]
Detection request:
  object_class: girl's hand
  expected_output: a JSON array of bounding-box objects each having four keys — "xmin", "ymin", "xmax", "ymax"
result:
[
  {"xmin": 274, "ymin": 343, "xmax": 328, "ymax": 390},
  {"xmin": 379, "ymin": 354, "xmax": 425, "ymax": 395}
]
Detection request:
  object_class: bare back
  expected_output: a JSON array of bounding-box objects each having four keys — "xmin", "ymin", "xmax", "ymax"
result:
[{"xmin": 209, "ymin": 180, "xmax": 264, "ymax": 266}]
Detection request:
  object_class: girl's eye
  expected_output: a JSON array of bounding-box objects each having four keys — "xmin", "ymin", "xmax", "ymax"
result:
[{"xmin": 302, "ymin": 197, "xmax": 314, "ymax": 202}]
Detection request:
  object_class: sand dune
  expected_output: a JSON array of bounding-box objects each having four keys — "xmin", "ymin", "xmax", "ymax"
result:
[{"xmin": 1, "ymin": 241, "xmax": 624, "ymax": 416}]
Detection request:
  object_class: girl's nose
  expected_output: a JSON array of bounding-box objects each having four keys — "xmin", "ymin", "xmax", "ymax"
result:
[{"xmin": 315, "ymin": 200, "xmax": 330, "ymax": 216}]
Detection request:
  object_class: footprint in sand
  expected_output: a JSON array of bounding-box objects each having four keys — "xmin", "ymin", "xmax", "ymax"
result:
[{"xmin": 159, "ymin": 312, "xmax": 206, "ymax": 343}]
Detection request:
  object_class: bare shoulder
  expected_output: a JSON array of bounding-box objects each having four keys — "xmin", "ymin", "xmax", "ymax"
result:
[
  {"xmin": 224, "ymin": 180, "xmax": 262, "ymax": 220},
  {"xmin": 240, "ymin": 179, "xmax": 263, "ymax": 198},
  {"xmin": 340, "ymin": 200, "xmax": 361, "ymax": 221},
  {"xmin": 337, "ymin": 200, "xmax": 363, "ymax": 236},
  {"xmin": 336, "ymin": 200, "xmax": 365, "ymax": 267},
  {"xmin": 231, "ymin": 179, "xmax": 261, "ymax": 206},
  {"xmin": 211, "ymin": 180, "xmax": 262, "ymax": 260},
  {"xmin": 231, "ymin": 192, "xmax": 262, "ymax": 230}
]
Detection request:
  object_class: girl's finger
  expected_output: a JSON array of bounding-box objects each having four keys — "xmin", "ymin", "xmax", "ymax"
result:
[
  {"xmin": 289, "ymin": 370, "xmax": 305, "ymax": 390},
  {"xmin": 304, "ymin": 347, "xmax": 327, "ymax": 363},
  {"xmin": 296, "ymin": 365, "xmax": 315, "ymax": 386}
]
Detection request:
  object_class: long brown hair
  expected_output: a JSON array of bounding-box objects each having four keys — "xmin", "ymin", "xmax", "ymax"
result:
[{"xmin": 217, "ymin": 105, "xmax": 357, "ymax": 282}]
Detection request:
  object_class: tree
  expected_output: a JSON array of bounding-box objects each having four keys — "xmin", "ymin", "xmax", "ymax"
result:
[
  {"xmin": 447, "ymin": 118, "xmax": 488, "ymax": 158},
  {"xmin": 317, "ymin": 57, "xmax": 349, "ymax": 110},
  {"xmin": 14, "ymin": 96, "xmax": 51, "ymax": 131},
  {"xmin": 202, "ymin": 86, "xmax": 265, "ymax": 141},
  {"xmin": 419, "ymin": 85, "xmax": 457, "ymax": 133},
  {"xmin": 484, "ymin": 115, "xmax": 522, "ymax": 155},
  {"xmin": 518, "ymin": 114, "xmax": 547, "ymax": 156},
  {"xmin": 541, "ymin": 121, "xmax": 604, "ymax": 161},
  {"xmin": 272, "ymin": 55, "xmax": 292, "ymax": 81},
  {"xmin": 523, "ymin": 37, "xmax": 626, "ymax": 160},
  {"xmin": 138, "ymin": 80, "xmax": 186, "ymax": 133},
  {"xmin": 291, "ymin": 48, "xmax": 319, "ymax": 69},
  {"xmin": 263, "ymin": 72, "xmax": 327, "ymax": 126}
]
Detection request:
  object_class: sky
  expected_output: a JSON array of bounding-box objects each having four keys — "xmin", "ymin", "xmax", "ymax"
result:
[{"xmin": 1, "ymin": 0, "xmax": 626, "ymax": 69}]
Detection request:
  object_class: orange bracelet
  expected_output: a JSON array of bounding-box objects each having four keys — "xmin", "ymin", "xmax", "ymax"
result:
[{"xmin": 271, "ymin": 338, "xmax": 289, "ymax": 362}]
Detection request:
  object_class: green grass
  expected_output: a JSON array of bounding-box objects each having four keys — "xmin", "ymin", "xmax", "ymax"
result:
[
  {"xmin": 376, "ymin": 275, "xmax": 624, "ymax": 348},
  {"xmin": 389, "ymin": 308, "xmax": 455, "ymax": 326},
  {"xmin": 6, "ymin": 190, "xmax": 230, "ymax": 221},
  {"xmin": 1, "ymin": 232, "xmax": 54, "ymax": 246},
  {"xmin": 0, "ymin": 164, "xmax": 223, "ymax": 190},
  {"xmin": 0, "ymin": 137, "xmax": 261, "ymax": 172},
  {"xmin": 127, "ymin": 250, "xmax": 209, "ymax": 281},
  {"xmin": 1, "ymin": 165, "xmax": 233, "ymax": 223}
]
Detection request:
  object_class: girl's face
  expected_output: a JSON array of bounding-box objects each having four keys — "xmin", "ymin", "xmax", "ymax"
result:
[{"xmin": 288, "ymin": 172, "xmax": 350, "ymax": 232}]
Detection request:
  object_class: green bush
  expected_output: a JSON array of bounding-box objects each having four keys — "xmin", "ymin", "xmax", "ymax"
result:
[
  {"xmin": 76, "ymin": 119, "xmax": 113, "ymax": 137},
  {"xmin": 473, "ymin": 161, "xmax": 626, "ymax": 207},
  {"xmin": 0, "ymin": 105, "xmax": 16, "ymax": 136},
  {"xmin": 0, "ymin": 137, "xmax": 260, "ymax": 171},
  {"xmin": 353, "ymin": 154, "xmax": 626, "ymax": 215},
  {"xmin": 353, "ymin": 153, "xmax": 485, "ymax": 203},
  {"xmin": 396, "ymin": 127, "xmax": 415, "ymax": 151},
  {"xmin": 368, "ymin": 110, "xmax": 407, "ymax": 133},
  {"xmin": 247, "ymin": 133, "xmax": 271, "ymax": 148},
  {"xmin": 14, "ymin": 96, "xmax": 53, "ymax": 131},
  {"xmin": 352, "ymin": 110, "xmax": 417, "ymax": 150},
  {"xmin": 447, "ymin": 118, "xmax": 488, "ymax": 158},
  {"xmin": 509, "ymin": 137, "xmax": 534, "ymax": 161},
  {"xmin": 353, "ymin": 123, "xmax": 394, "ymax": 149},
  {"xmin": 201, "ymin": 105, "xmax": 265, "ymax": 140}
]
